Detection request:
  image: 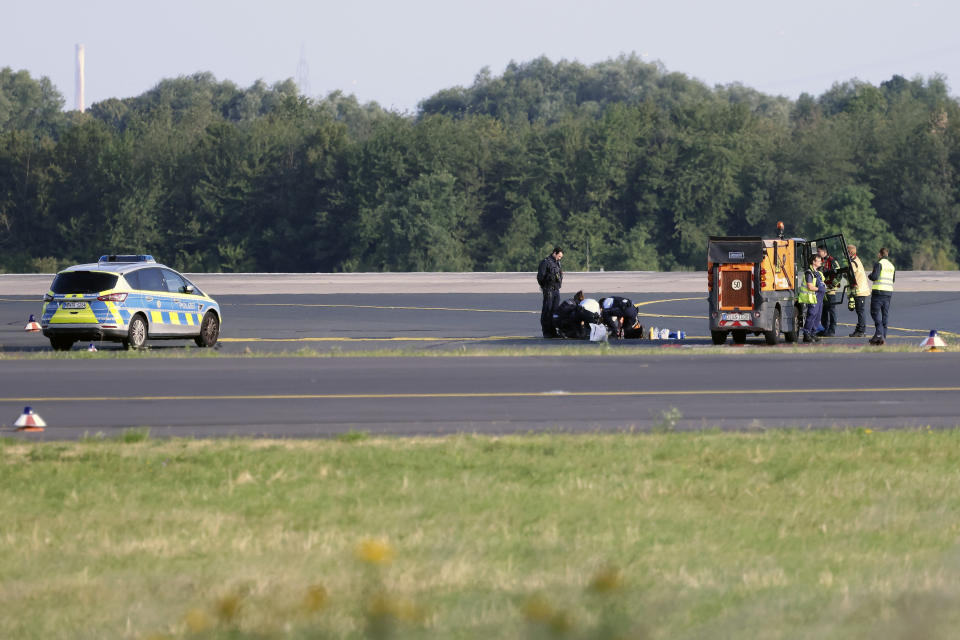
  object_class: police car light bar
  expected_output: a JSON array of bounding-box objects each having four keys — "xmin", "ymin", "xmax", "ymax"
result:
[{"xmin": 98, "ymin": 255, "xmax": 155, "ymax": 263}]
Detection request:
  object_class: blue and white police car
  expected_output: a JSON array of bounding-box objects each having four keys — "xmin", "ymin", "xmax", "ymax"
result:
[{"xmin": 41, "ymin": 255, "xmax": 221, "ymax": 351}]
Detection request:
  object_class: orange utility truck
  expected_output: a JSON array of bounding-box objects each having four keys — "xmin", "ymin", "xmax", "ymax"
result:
[{"xmin": 707, "ymin": 223, "xmax": 850, "ymax": 345}]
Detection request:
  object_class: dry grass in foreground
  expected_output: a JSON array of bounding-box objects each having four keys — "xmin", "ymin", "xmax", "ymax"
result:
[{"xmin": 3, "ymin": 429, "xmax": 960, "ymax": 639}]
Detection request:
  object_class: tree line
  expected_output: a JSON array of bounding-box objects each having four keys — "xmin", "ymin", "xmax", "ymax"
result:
[{"xmin": 1, "ymin": 55, "xmax": 958, "ymax": 274}]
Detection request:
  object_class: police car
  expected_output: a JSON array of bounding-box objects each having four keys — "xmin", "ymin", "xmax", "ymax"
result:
[{"xmin": 41, "ymin": 255, "xmax": 221, "ymax": 351}]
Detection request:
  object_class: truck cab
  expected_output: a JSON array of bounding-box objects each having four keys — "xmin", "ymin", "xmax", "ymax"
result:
[{"xmin": 707, "ymin": 226, "xmax": 852, "ymax": 345}]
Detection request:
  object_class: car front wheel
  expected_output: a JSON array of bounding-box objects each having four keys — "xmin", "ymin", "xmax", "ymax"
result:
[
  {"xmin": 124, "ymin": 315, "xmax": 148, "ymax": 350},
  {"xmin": 195, "ymin": 312, "xmax": 220, "ymax": 348}
]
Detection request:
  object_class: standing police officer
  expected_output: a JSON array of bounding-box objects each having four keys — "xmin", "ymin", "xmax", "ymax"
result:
[
  {"xmin": 868, "ymin": 247, "xmax": 895, "ymax": 345},
  {"xmin": 537, "ymin": 246, "xmax": 564, "ymax": 338}
]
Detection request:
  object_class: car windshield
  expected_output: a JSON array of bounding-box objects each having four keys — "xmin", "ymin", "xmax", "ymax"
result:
[{"xmin": 50, "ymin": 271, "xmax": 119, "ymax": 294}]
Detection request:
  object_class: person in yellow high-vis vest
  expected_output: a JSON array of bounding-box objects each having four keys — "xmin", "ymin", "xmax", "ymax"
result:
[
  {"xmin": 867, "ymin": 247, "xmax": 895, "ymax": 345},
  {"xmin": 800, "ymin": 254, "xmax": 826, "ymax": 343},
  {"xmin": 846, "ymin": 244, "xmax": 871, "ymax": 337}
]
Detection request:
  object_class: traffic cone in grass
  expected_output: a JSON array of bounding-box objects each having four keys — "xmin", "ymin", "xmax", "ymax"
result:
[
  {"xmin": 24, "ymin": 314, "xmax": 41, "ymax": 332},
  {"xmin": 920, "ymin": 330, "xmax": 947, "ymax": 352},
  {"xmin": 87, "ymin": 343, "xmax": 97, "ymax": 352},
  {"xmin": 14, "ymin": 406, "xmax": 46, "ymax": 432}
]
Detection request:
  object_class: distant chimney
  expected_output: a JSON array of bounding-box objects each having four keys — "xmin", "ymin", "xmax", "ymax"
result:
[{"xmin": 75, "ymin": 44, "xmax": 85, "ymax": 112}]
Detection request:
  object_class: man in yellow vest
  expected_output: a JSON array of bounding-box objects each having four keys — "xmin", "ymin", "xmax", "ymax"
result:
[
  {"xmin": 867, "ymin": 247, "xmax": 895, "ymax": 345},
  {"xmin": 846, "ymin": 244, "xmax": 871, "ymax": 337},
  {"xmin": 800, "ymin": 254, "xmax": 826, "ymax": 343}
]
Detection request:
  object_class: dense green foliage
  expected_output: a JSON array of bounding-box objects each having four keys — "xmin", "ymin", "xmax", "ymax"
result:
[{"xmin": 2, "ymin": 56, "xmax": 959, "ymax": 273}]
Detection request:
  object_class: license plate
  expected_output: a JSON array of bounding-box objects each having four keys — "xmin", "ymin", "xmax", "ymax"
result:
[
  {"xmin": 61, "ymin": 301, "xmax": 86, "ymax": 309},
  {"xmin": 721, "ymin": 312, "xmax": 751, "ymax": 321}
]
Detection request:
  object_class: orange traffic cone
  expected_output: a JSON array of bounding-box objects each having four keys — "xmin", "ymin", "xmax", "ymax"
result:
[
  {"xmin": 14, "ymin": 406, "xmax": 46, "ymax": 432},
  {"xmin": 24, "ymin": 314, "xmax": 41, "ymax": 332},
  {"xmin": 920, "ymin": 330, "xmax": 947, "ymax": 352}
]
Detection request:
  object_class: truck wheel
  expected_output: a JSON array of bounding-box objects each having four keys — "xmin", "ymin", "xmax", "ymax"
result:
[
  {"xmin": 732, "ymin": 330, "xmax": 748, "ymax": 344},
  {"xmin": 784, "ymin": 303, "xmax": 801, "ymax": 343},
  {"xmin": 711, "ymin": 331, "xmax": 727, "ymax": 345},
  {"xmin": 764, "ymin": 308, "xmax": 782, "ymax": 345}
]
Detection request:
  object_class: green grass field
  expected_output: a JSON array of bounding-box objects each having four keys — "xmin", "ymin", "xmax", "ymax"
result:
[{"xmin": 3, "ymin": 430, "xmax": 960, "ymax": 639}]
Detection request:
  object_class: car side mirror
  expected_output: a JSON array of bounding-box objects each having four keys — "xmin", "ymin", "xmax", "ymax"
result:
[{"xmin": 184, "ymin": 285, "xmax": 195, "ymax": 294}]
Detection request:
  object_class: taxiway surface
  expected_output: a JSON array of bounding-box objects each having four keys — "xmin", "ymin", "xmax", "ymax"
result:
[{"xmin": 2, "ymin": 278, "xmax": 959, "ymax": 437}]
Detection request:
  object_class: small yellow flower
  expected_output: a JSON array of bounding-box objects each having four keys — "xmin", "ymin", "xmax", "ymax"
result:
[
  {"xmin": 302, "ymin": 584, "xmax": 329, "ymax": 613},
  {"xmin": 355, "ymin": 538, "xmax": 395, "ymax": 565},
  {"xmin": 521, "ymin": 594, "xmax": 554, "ymax": 622},
  {"xmin": 589, "ymin": 565, "xmax": 623, "ymax": 593},
  {"xmin": 548, "ymin": 610, "xmax": 574, "ymax": 635},
  {"xmin": 184, "ymin": 608, "xmax": 213, "ymax": 633},
  {"xmin": 214, "ymin": 592, "xmax": 243, "ymax": 624},
  {"xmin": 864, "ymin": 428, "xmax": 873, "ymax": 435},
  {"xmin": 394, "ymin": 597, "xmax": 427, "ymax": 624},
  {"xmin": 366, "ymin": 590, "xmax": 396, "ymax": 618}
]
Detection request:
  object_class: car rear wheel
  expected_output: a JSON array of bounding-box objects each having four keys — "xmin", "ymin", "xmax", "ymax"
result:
[
  {"xmin": 195, "ymin": 312, "xmax": 220, "ymax": 348},
  {"xmin": 124, "ymin": 315, "xmax": 148, "ymax": 350},
  {"xmin": 50, "ymin": 337, "xmax": 75, "ymax": 351}
]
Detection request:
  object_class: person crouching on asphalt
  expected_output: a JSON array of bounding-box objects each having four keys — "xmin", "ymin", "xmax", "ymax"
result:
[
  {"xmin": 801, "ymin": 254, "xmax": 826, "ymax": 343},
  {"xmin": 846, "ymin": 244, "xmax": 871, "ymax": 337},
  {"xmin": 599, "ymin": 296, "xmax": 634, "ymax": 338},
  {"xmin": 537, "ymin": 246, "xmax": 563, "ymax": 338},
  {"xmin": 868, "ymin": 247, "xmax": 895, "ymax": 345},
  {"xmin": 553, "ymin": 290, "xmax": 585, "ymax": 338}
]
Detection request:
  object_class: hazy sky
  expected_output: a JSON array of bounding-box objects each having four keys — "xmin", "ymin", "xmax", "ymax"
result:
[{"xmin": 5, "ymin": 0, "xmax": 960, "ymax": 113}]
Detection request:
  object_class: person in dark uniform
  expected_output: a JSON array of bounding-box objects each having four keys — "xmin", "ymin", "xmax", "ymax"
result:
[
  {"xmin": 537, "ymin": 247, "xmax": 563, "ymax": 337},
  {"xmin": 598, "ymin": 296, "xmax": 636, "ymax": 338},
  {"xmin": 553, "ymin": 290, "xmax": 582, "ymax": 338}
]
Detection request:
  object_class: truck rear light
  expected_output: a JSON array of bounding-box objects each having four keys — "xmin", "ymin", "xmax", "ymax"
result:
[{"xmin": 97, "ymin": 293, "xmax": 127, "ymax": 302}]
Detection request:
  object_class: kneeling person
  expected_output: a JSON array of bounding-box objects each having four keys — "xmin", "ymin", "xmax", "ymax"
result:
[{"xmin": 599, "ymin": 296, "xmax": 635, "ymax": 338}]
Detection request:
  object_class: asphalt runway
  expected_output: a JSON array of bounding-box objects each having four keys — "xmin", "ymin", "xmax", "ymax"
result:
[
  {"xmin": 2, "ymin": 287, "xmax": 960, "ymax": 438},
  {"xmin": 4, "ymin": 292, "xmax": 959, "ymax": 353},
  {"xmin": 1, "ymin": 353, "xmax": 960, "ymax": 438}
]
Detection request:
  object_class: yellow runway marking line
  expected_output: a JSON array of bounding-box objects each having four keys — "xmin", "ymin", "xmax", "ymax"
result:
[
  {"xmin": 634, "ymin": 297, "xmax": 705, "ymax": 306},
  {"xmin": 634, "ymin": 296, "xmax": 706, "ymax": 320},
  {"xmin": 4, "ymin": 386, "xmax": 960, "ymax": 404}
]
